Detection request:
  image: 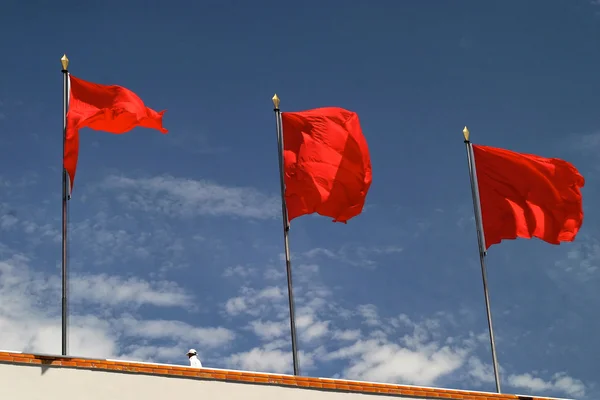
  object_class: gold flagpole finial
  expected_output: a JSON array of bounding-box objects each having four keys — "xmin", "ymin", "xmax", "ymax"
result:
[
  {"xmin": 272, "ymin": 94, "xmax": 280, "ymax": 110},
  {"xmin": 463, "ymin": 126, "xmax": 470, "ymax": 141},
  {"xmin": 60, "ymin": 54, "xmax": 69, "ymax": 71}
]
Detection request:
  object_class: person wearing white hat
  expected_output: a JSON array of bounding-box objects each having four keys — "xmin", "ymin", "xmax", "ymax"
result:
[{"xmin": 187, "ymin": 349, "xmax": 202, "ymax": 368}]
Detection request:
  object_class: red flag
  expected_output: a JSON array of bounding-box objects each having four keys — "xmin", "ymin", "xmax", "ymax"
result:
[
  {"xmin": 65, "ymin": 75, "xmax": 168, "ymax": 194},
  {"xmin": 473, "ymin": 144, "xmax": 585, "ymax": 249},
  {"xmin": 281, "ymin": 107, "xmax": 372, "ymax": 223}
]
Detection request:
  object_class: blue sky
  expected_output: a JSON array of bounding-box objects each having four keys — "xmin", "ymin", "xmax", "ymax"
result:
[{"xmin": 0, "ymin": 0, "xmax": 598, "ymax": 399}]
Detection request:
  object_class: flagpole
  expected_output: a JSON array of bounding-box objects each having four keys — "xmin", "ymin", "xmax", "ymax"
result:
[
  {"xmin": 463, "ymin": 126, "xmax": 501, "ymax": 393},
  {"xmin": 60, "ymin": 54, "xmax": 69, "ymax": 356},
  {"xmin": 272, "ymin": 94, "xmax": 300, "ymax": 376}
]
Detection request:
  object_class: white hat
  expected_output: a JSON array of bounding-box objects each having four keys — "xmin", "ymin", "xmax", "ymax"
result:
[{"xmin": 187, "ymin": 349, "xmax": 197, "ymax": 355}]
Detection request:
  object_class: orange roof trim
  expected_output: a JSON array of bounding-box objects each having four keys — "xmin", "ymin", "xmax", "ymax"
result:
[{"xmin": 0, "ymin": 350, "xmax": 557, "ymax": 400}]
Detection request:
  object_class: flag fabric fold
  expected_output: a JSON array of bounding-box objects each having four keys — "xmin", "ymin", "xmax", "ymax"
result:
[
  {"xmin": 65, "ymin": 75, "xmax": 168, "ymax": 194},
  {"xmin": 472, "ymin": 144, "xmax": 585, "ymax": 249},
  {"xmin": 281, "ymin": 107, "xmax": 372, "ymax": 223}
]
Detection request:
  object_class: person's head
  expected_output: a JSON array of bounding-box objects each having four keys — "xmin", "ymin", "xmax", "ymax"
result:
[{"xmin": 187, "ymin": 349, "xmax": 197, "ymax": 358}]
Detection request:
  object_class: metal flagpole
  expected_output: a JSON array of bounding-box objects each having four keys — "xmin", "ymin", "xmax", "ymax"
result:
[
  {"xmin": 272, "ymin": 94, "xmax": 300, "ymax": 376},
  {"xmin": 61, "ymin": 54, "xmax": 70, "ymax": 356},
  {"xmin": 463, "ymin": 126, "xmax": 501, "ymax": 393}
]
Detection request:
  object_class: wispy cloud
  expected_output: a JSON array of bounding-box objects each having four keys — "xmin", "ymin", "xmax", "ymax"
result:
[
  {"xmin": 333, "ymin": 329, "xmax": 361, "ymax": 341},
  {"xmin": 99, "ymin": 175, "xmax": 279, "ymax": 219},
  {"xmin": 224, "ymin": 286, "xmax": 285, "ymax": 317},
  {"xmin": 357, "ymin": 304, "xmax": 380, "ymax": 326},
  {"xmin": 0, "ymin": 173, "xmax": 37, "ymax": 190},
  {"xmin": 70, "ymin": 274, "xmax": 193, "ymax": 309},
  {"xmin": 508, "ymin": 372, "xmax": 585, "ymax": 398},
  {"xmin": 118, "ymin": 318, "xmax": 234, "ymax": 348},
  {"xmin": 223, "ymin": 265, "xmax": 258, "ymax": 279},
  {"xmin": 226, "ymin": 347, "xmax": 316, "ymax": 374},
  {"xmin": 0, "ymin": 214, "xmax": 18, "ymax": 229},
  {"xmin": 323, "ymin": 330, "xmax": 471, "ymax": 386},
  {"xmin": 0, "ymin": 172, "xmax": 591, "ymax": 398},
  {"xmin": 223, "ymin": 257, "xmax": 471, "ymax": 383},
  {"xmin": 302, "ymin": 244, "xmax": 403, "ymax": 269},
  {"xmin": 221, "ymin": 254, "xmax": 587, "ymax": 397},
  {"xmin": 0, "ymin": 250, "xmax": 233, "ymax": 363},
  {"xmin": 568, "ymin": 132, "xmax": 600, "ymax": 167},
  {"xmin": 248, "ymin": 320, "xmax": 288, "ymax": 340},
  {"xmin": 555, "ymin": 234, "xmax": 600, "ymax": 281},
  {"xmin": 70, "ymin": 213, "xmax": 151, "ymax": 261}
]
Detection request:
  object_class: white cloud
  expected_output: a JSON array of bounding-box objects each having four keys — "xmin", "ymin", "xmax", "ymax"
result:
[
  {"xmin": 0, "ymin": 249, "xmax": 232, "ymax": 363},
  {"xmin": 323, "ymin": 311, "xmax": 477, "ymax": 386},
  {"xmin": 3, "ymin": 166, "xmax": 588, "ymax": 398},
  {"xmin": 21, "ymin": 221, "xmax": 60, "ymax": 242},
  {"xmin": 223, "ymin": 261, "xmax": 484, "ymax": 386},
  {"xmin": 303, "ymin": 320, "xmax": 330, "ymax": 340},
  {"xmin": 0, "ymin": 253, "xmax": 193, "ymax": 311},
  {"xmin": 303, "ymin": 248, "xmax": 337, "ymax": 258},
  {"xmin": 357, "ymin": 304, "xmax": 380, "ymax": 326},
  {"xmin": 122, "ymin": 343, "xmax": 184, "ymax": 362},
  {"xmin": 0, "ymin": 253, "xmax": 119, "ymax": 357},
  {"xmin": 555, "ymin": 235, "xmax": 600, "ymax": 280},
  {"xmin": 465, "ymin": 356, "xmax": 496, "ymax": 384},
  {"xmin": 226, "ymin": 348, "xmax": 294, "ymax": 374},
  {"xmin": 118, "ymin": 318, "xmax": 234, "ymax": 348},
  {"xmin": 222, "ymin": 259, "xmax": 591, "ymax": 397},
  {"xmin": 223, "ymin": 265, "xmax": 257, "ymax": 279},
  {"xmin": 248, "ymin": 320, "xmax": 288, "ymax": 340},
  {"xmin": 9, "ymin": 316, "xmax": 119, "ymax": 359},
  {"xmin": 296, "ymin": 314, "xmax": 330, "ymax": 340},
  {"xmin": 225, "ymin": 296, "xmax": 248, "ymax": 315},
  {"xmin": 263, "ymin": 267, "xmax": 285, "ymax": 281},
  {"xmin": 224, "ymin": 286, "xmax": 286, "ymax": 317},
  {"xmin": 226, "ymin": 346, "xmax": 316, "ymax": 374},
  {"xmin": 69, "ymin": 212, "xmax": 157, "ymax": 265},
  {"xmin": 301, "ymin": 244, "xmax": 403, "ymax": 269},
  {"xmin": 508, "ymin": 372, "xmax": 586, "ymax": 398},
  {"xmin": 100, "ymin": 175, "xmax": 279, "ymax": 219},
  {"xmin": 257, "ymin": 286, "xmax": 285, "ymax": 299},
  {"xmin": 333, "ymin": 329, "xmax": 361, "ymax": 341},
  {"xmin": 0, "ymin": 214, "xmax": 18, "ymax": 229},
  {"xmin": 327, "ymin": 338, "xmax": 468, "ymax": 386},
  {"xmin": 0, "ymin": 174, "xmax": 38, "ymax": 190},
  {"xmin": 71, "ymin": 274, "xmax": 193, "ymax": 308}
]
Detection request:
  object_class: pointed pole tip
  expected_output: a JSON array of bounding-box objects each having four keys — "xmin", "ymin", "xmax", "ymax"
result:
[
  {"xmin": 61, "ymin": 54, "xmax": 69, "ymax": 71},
  {"xmin": 463, "ymin": 126, "xmax": 470, "ymax": 141},
  {"xmin": 272, "ymin": 94, "xmax": 280, "ymax": 109}
]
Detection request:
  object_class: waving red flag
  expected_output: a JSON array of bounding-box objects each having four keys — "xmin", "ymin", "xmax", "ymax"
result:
[
  {"xmin": 65, "ymin": 75, "xmax": 168, "ymax": 194},
  {"xmin": 281, "ymin": 107, "xmax": 372, "ymax": 223},
  {"xmin": 473, "ymin": 144, "xmax": 584, "ymax": 248}
]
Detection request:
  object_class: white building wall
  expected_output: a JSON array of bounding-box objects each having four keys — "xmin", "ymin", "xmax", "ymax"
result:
[{"xmin": 0, "ymin": 362, "xmax": 432, "ymax": 400}]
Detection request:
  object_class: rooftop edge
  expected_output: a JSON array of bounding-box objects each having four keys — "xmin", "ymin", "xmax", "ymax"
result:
[{"xmin": 0, "ymin": 350, "xmax": 566, "ymax": 400}]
